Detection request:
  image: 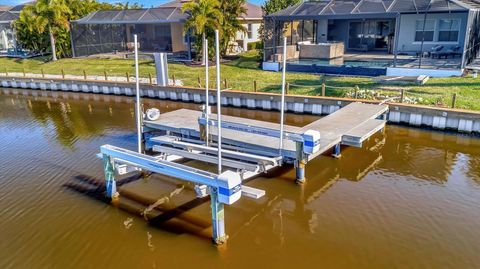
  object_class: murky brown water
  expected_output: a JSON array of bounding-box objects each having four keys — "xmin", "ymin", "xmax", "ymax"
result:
[{"xmin": 1, "ymin": 89, "xmax": 480, "ymax": 269}]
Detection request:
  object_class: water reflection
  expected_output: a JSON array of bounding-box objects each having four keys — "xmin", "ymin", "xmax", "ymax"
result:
[{"xmin": 1, "ymin": 88, "xmax": 480, "ymax": 269}]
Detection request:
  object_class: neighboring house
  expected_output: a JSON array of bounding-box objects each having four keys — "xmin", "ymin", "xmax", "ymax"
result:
[
  {"xmin": 0, "ymin": 11, "xmax": 19, "ymax": 54},
  {"xmin": 70, "ymin": 1, "xmax": 263, "ymax": 57},
  {"xmin": 70, "ymin": 7, "xmax": 190, "ymax": 57},
  {"xmin": 159, "ymin": 0, "xmax": 262, "ymax": 53},
  {"xmin": 263, "ymin": 0, "xmax": 480, "ymax": 77},
  {"xmin": 235, "ymin": 2, "xmax": 262, "ymax": 52}
]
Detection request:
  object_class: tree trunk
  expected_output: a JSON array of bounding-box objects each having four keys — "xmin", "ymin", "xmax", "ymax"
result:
[
  {"xmin": 49, "ymin": 25, "xmax": 57, "ymax": 61},
  {"xmin": 201, "ymin": 32, "xmax": 206, "ymax": 66}
]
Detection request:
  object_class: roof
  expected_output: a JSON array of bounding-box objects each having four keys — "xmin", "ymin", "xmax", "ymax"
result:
[
  {"xmin": 159, "ymin": 0, "xmax": 263, "ymax": 19},
  {"xmin": 72, "ymin": 7, "xmax": 188, "ymax": 25},
  {"xmin": 0, "ymin": 11, "xmax": 19, "ymax": 23},
  {"xmin": 243, "ymin": 2, "xmax": 262, "ymax": 19},
  {"xmin": 9, "ymin": 1, "xmax": 35, "ymax": 13},
  {"xmin": 268, "ymin": 0, "xmax": 475, "ymax": 19},
  {"xmin": 0, "ymin": 6, "xmax": 12, "ymax": 12}
]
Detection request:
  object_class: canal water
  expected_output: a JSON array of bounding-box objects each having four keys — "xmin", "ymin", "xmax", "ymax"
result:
[{"xmin": 1, "ymin": 89, "xmax": 480, "ymax": 269}]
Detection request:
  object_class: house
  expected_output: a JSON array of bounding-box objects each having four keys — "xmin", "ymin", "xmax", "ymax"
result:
[
  {"xmin": 263, "ymin": 0, "xmax": 480, "ymax": 77},
  {"xmin": 151, "ymin": 0, "xmax": 263, "ymax": 53},
  {"xmin": 0, "ymin": 11, "xmax": 19, "ymax": 55},
  {"xmin": 70, "ymin": 7, "xmax": 190, "ymax": 57},
  {"xmin": 70, "ymin": 1, "xmax": 263, "ymax": 57}
]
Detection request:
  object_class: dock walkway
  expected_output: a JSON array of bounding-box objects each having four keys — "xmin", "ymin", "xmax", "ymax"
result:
[{"xmin": 144, "ymin": 102, "xmax": 388, "ymax": 160}]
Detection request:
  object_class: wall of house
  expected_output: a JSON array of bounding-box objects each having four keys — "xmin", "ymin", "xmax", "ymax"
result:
[
  {"xmin": 235, "ymin": 19, "xmax": 262, "ymax": 51},
  {"xmin": 171, "ymin": 22, "xmax": 187, "ymax": 53},
  {"xmin": 396, "ymin": 12, "xmax": 469, "ymax": 54}
]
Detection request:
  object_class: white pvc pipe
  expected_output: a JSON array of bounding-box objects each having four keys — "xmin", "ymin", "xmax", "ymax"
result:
[
  {"xmin": 205, "ymin": 38, "xmax": 210, "ymax": 147},
  {"xmin": 215, "ymin": 30, "xmax": 222, "ymax": 174},
  {"xmin": 279, "ymin": 36, "xmax": 287, "ymax": 154},
  {"xmin": 134, "ymin": 34, "xmax": 142, "ymax": 154}
]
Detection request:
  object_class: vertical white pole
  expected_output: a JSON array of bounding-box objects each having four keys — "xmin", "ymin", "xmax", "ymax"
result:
[
  {"xmin": 205, "ymin": 38, "xmax": 210, "ymax": 147},
  {"xmin": 279, "ymin": 36, "xmax": 287, "ymax": 154},
  {"xmin": 215, "ymin": 30, "xmax": 222, "ymax": 174},
  {"xmin": 134, "ymin": 34, "xmax": 142, "ymax": 154}
]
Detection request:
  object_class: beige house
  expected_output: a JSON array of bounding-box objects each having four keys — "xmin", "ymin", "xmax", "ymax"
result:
[{"xmin": 160, "ymin": 0, "xmax": 263, "ymax": 53}]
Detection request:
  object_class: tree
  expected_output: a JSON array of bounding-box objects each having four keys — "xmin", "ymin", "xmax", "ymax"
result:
[
  {"xmin": 14, "ymin": 0, "xmax": 141, "ymax": 60},
  {"xmin": 182, "ymin": 0, "xmax": 223, "ymax": 63},
  {"xmin": 219, "ymin": 0, "xmax": 247, "ymax": 56},
  {"xmin": 262, "ymin": 0, "xmax": 300, "ymax": 15},
  {"xmin": 34, "ymin": 0, "xmax": 71, "ymax": 61}
]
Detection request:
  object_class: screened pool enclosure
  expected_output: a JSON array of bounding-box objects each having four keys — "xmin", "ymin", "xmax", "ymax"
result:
[
  {"xmin": 264, "ymin": 0, "xmax": 480, "ymax": 71},
  {"xmin": 70, "ymin": 7, "xmax": 191, "ymax": 58}
]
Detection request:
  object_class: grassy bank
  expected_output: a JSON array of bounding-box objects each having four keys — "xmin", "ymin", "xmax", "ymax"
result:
[{"xmin": 0, "ymin": 51, "xmax": 479, "ymax": 111}]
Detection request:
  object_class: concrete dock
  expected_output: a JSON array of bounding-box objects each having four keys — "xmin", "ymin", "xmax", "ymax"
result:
[{"xmin": 144, "ymin": 102, "xmax": 388, "ymax": 161}]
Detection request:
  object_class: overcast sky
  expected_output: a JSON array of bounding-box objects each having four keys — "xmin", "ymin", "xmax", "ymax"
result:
[{"xmin": 2, "ymin": 0, "xmax": 266, "ymax": 8}]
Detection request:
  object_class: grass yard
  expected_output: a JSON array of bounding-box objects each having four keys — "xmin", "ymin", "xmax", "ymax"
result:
[{"xmin": 0, "ymin": 51, "xmax": 479, "ymax": 111}]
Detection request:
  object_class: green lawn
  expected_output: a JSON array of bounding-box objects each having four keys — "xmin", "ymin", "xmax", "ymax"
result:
[{"xmin": 1, "ymin": 51, "xmax": 479, "ymax": 111}]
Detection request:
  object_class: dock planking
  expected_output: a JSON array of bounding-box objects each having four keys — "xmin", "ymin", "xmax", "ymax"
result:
[{"xmin": 144, "ymin": 102, "xmax": 388, "ymax": 160}]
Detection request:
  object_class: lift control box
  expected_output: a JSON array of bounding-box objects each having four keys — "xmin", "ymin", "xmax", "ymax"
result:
[
  {"xmin": 302, "ymin": 130, "xmax": 321, "ymax": 155},
  {"xmin": 217, "ymin": 170, "xmax": 242, "ymax": 205}
]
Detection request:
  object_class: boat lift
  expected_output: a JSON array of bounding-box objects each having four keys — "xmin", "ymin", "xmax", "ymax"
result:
[
  {"xmin": 99, "ymin": 32, "xmax": 273, "ymax": 244},
  {"xmin": 99, "ymin": 34, "xmax": 388, "ymax": 244}
]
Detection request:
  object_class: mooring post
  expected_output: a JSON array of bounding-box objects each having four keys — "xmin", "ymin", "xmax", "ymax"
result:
[
  {"xmin": 452, "ymin": 93, "xmax": 457, "ymax": 109},
  {"xmin": 83, "ymin": 70, "xmax": 87, "ymax": 80},
  {"xmin": 253, "ymin": 80, "xmax": 257, "ymax": 92},
  {"xmin": 332, "ymin": 143, "xmax": 341, "ymax": 158},
  {"xmin": 210, "ymin": 188, "xmax": 227, "ymax": 244},
  {"xmin": 102, "ymin": 155, "xmax": 118, "ymax": 200},
  {"xmin": 295, "ymin": 141, "xmax": 306, "ymax": 184}
]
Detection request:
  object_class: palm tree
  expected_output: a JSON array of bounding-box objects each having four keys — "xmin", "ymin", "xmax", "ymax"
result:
[
  {"xmin": 219, "ymin": 0, "xmax": 247, "ymax": 55},
  {"xmin": 182, "ymin": 0, "xmax": 223, "ymax": 64},
  {"xmin": 33, "ymin": 0, "xmax": 71, "ymax": 61}
]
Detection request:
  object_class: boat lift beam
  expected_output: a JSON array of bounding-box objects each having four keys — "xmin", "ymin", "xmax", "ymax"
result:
[{"xmin": 100, "ymin": 144, "xmax": 264, "ymax": 244}]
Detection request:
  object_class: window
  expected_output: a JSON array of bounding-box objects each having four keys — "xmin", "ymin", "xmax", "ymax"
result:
[
  {"xmin": 415, "ymin": 19, "xmax": 435, "ymax": 42},
  {"xmin": 438, "ymin": 19, "xmax": 460, "ymax": 42},
  {"xmin": 247, "ymin": 24, "xmax": 253, "ymax": 39}
]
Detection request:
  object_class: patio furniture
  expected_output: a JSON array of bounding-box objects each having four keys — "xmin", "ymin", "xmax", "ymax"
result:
[
  {"xmin": 429, "ymin": 45, "xmax": 445, "ymax": 59},
  {"xmin": 446, "ymin": 46, "xmax": 462, "ymax": 58}
]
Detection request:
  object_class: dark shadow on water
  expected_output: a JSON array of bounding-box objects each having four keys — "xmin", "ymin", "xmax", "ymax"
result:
[{"xmin": 64, "ymin": 173, "xmax": 212, "ymax": 241}]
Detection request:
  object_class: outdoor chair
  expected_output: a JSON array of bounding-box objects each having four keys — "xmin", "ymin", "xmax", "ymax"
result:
[
  {"xmin": 429, "ymin": 45, "xmax": 445, "ymax": 59},
  {"xmin": 446, "ymin": 46, "xmax": 462, "ymax": 58}
]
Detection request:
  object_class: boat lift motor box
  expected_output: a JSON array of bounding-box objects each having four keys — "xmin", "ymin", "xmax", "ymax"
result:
[
  {"xmin": 217, "ymin": 170, "xmax": 242, "ymax": 205},
  {"xmin": 302, "ymin": 130, "xmax": 321, "ymax": 155}
]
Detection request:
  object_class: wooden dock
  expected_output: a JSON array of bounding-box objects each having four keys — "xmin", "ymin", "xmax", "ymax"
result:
[{"xmin": 144, "ymin": 102, "xmax": 388, "ymax": 161}]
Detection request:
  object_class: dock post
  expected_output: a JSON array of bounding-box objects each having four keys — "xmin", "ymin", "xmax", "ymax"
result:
[
  {"xmin": 210, "ymin": 188, "xmax": 227, "ymax": 244},
  {"xmin": 332, "ymin": 143, "xmax": 341, "ymax": 158},
  {"xmin": 295, "ymin": 141, "xmax": 306, "ymax": 184},
  {"xmin": 102, "ymin": 155, "xmax": 119, "ymax": 201}
]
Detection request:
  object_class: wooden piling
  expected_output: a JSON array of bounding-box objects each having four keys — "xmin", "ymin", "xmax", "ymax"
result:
[
  {"xmin": 172, "ymin": 74, "xmax": 176, "ymax": 85},
  {"xmin": 104, "ymin": 70, "xmax": 108, "ymax": 81},
  {"xmin": 149, "ymin": 73, "xmax": 153, "ymax": 84},
  {"xmin": 452, "ymin": 93, "xmax": 457, "ymax": 109},
  {"xmin": 4, "ymin": 67, "xmax": 7, "ymax": 76},
  {"xmin": 126, "ymin": 72, "xmax": 130, "ymax": 82},
  {"xmin": 61, "ymin": 69, "xmax": 65, "ymax": 79},
  {"xmin": 321, "ymin": 81, "xmax": 326, "ymax": 96},
  {"xmin": 198, "ymin": 76, "xmax": 201, "ymax": 88},
  {"xmin": 83, "ymin": 70, "xmax": 87, "ymax": 80},
  {"xmin": 224, "ymin": 78, "xmax": 228, "ymax": 89},
  {"xmin": 41, "ymin": 68, "xmax": 45, "ymax": 78},
  {"xmin": 286, "ymin": 82, "xmax": 290, "ymax": 95},
  {"xmin": 23, "ymin": 68, "xmax": 26, "ymax": 77},
  {"xmin": 400, "ymin": 89, "xmax": 405, "ymax": 103},
  {"xmin": 354, "ymin": 86, "xmax": 358, "ymax": 99},
  {"xmin": 253, "ymin": 80, "xmax": 257, "ymax": 92}
]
